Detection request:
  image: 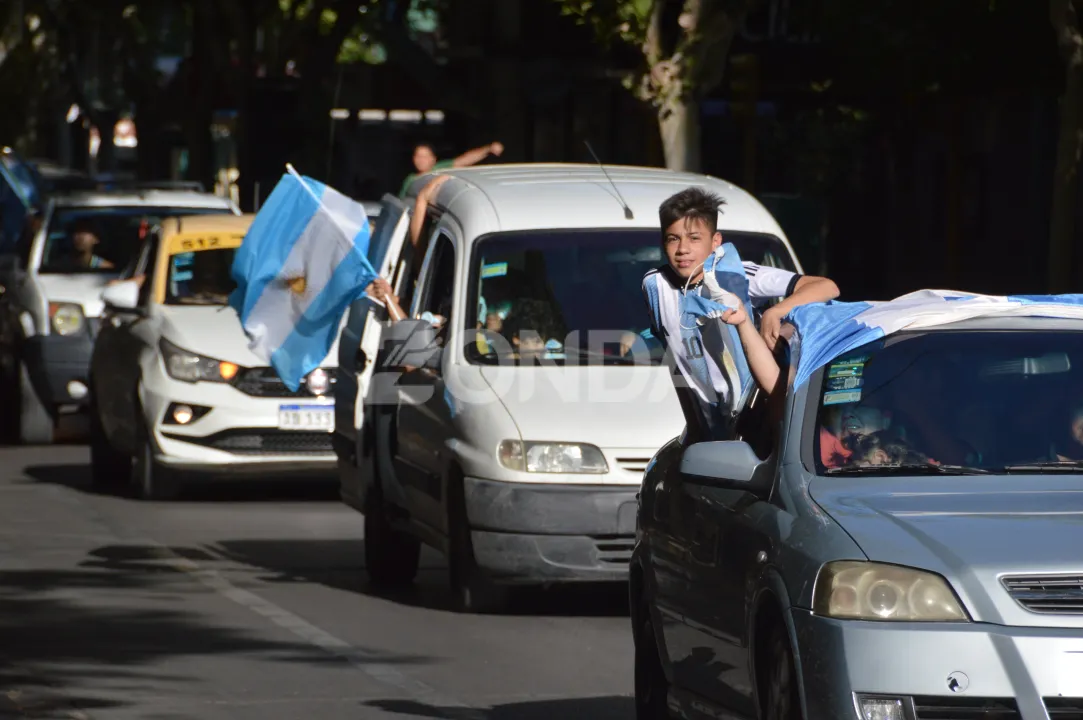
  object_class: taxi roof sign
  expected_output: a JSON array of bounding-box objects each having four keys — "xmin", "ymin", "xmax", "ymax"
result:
[{"xmin": 166, "ymin": 232, "xmax": 245, "ymax": 255}]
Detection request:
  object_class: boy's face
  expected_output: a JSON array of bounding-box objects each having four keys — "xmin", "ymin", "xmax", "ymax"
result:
[
  {"xmin": 839, "ymin": 405, "xmax": 891, "ymax": 441},
  {"xmin": 485, "ymin": 313, "xmax": 503, "ymax": 332},
  {"xmin": 663, "ymin": 216, "xmax": 722, "ymax": 282},
  {"xmin": 72, "ymin": 230, "xmax": 98, "ymax": 253},
  {"xmin": 1072, "ymin": 412, "xmax": 1083, "ymax": 446},
  {"xmin": 413, "ymin": 145, "xmax": 436, "ymax": 173}
]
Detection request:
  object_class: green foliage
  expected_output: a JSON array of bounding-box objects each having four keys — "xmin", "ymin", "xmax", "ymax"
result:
[{"xmin": 557, "ymin": 0, "xmax": 653, "ymax": 46}]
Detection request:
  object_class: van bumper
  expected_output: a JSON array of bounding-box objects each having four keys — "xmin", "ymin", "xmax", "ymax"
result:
[
  {"xmin": 463, "ymin": 476, "xmax": 638, "ymax": 584},
  {"xmin": 24, "ymin": 334, "xmax": 93, "ymax": 410}
]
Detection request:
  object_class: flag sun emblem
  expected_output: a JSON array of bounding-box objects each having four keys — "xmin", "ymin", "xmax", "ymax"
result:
[{"xmin": 285, "ymin": 275, "xmax": 307, "ymax": 295}]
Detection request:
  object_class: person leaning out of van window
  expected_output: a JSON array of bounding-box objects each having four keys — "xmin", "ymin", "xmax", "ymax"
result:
[{"xmin": 399, "ymin": 141, "xmax": 503, "ymax": 198}]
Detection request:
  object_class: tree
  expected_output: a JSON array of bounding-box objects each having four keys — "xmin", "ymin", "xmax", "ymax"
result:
[
  {"xmin": 1049, "ymin": 0, "xmax": 1083, "ymax": 292},
  {"xmin": 558, "ymin": 0, "xmax": 761, "ymax": 171}
]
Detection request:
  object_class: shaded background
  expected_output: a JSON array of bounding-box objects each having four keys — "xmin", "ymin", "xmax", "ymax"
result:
[{"xmin": 0, "ymin": 0, "xmax": 1077, "ymax": 300}]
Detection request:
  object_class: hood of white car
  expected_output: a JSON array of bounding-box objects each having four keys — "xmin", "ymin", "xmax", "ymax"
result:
[
  {"xmin": 37, "ymin": 273, "xmax": 117, "ymax": 318},
  {"xmin": 156, "ymin": 305, "xmax": 340, "ymax": 368},
  {"xmin": 478, "ymin": 365, "xmax": 683, "ymax": 448}
]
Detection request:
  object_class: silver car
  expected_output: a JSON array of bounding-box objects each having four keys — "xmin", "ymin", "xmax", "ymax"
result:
[{"xmin": 632, "ymin": 317, "xmax": 1083, "ymax": 720}]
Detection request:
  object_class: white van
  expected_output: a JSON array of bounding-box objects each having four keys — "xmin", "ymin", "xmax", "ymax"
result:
[{"xmin": 335, "ymin": 164, "xmax": 803, "ymax": 612}]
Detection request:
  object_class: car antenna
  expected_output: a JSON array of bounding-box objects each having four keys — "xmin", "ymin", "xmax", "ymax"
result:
[{"xmin": 584, "ymin": 140, "xmax": 633, "ymax": 220}]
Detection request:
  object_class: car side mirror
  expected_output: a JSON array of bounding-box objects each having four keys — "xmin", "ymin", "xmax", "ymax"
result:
[
  {"xmin": 101, "ymin": 280, "xmax": 141, "ymax": 312},
  {"xmin": 379, "ymin": 318, "xmax": 443, "ymax": 372},
  {"xmin": 680, "ymin": 440, "xmax": 767, "ymax": 494}
]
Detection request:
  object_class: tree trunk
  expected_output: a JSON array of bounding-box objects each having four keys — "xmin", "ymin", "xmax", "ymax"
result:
[
  {"xmin": 1050, "ymin": 61, "xmax": 1083, "ymax": 292},
  {"xmin": 1049, "ymin": 0, "xmax": 1083, "ymax": 292},
  {"xmin": 658, "ymin": 97, "xmax": 701, "ymax": 172}
]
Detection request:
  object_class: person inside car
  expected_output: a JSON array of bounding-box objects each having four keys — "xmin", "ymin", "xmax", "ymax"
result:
[
  {"xmin": 846, "ymin": 429, "xmax": 936, "ymax": 467},
  {"xmin": 819, "ymin": 403, "xmax": 895, "ymax": 468},
  {"xmin": 67, "ymin": 220, "xmax": 114, "ymax": 270}
]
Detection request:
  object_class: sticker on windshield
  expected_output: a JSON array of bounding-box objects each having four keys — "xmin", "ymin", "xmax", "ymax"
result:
[
  {"xmin": 826, "ymin": 375, "xmax": 863, "ymax": 391},
  {"xmin": 172, "ymin": 253, "xmax": 194, "ymax": 268},
  {"xmin": 824, "ymin": 389, "xmax": 862, "ymax": 405},
  {"xmin": 481, "ymin": 262, "xmax": 508, "ymax": 279},
  {"xmin": 827, "ymin": 361, "xmax": 865, "ymax": 379},
  {"xmin": 173, "ymin": 269, "xmax": 193, "ymax": 282}
]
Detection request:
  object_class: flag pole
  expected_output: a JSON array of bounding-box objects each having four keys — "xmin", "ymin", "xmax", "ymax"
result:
[{"xmin": 283, "ymin": 163, "xmax": 404, "ymax": 322}]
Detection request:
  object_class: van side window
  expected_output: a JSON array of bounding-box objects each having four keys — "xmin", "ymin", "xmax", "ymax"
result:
[
  {"xmin": 394, "ymin": 212, "xmax": 438, "ymax": 314},
  {"xmin": 421, "ymin": 232, "xmax": 455, "ymax": 321}
]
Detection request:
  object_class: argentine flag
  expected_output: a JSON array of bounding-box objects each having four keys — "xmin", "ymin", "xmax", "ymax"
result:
[
  {"xmin": 785, "ymin": 289, "xmax": 1083, "ymax": 388},
  {"xmin": 230, "ymin": 169, "xmax": 376, "ymax": 391}
]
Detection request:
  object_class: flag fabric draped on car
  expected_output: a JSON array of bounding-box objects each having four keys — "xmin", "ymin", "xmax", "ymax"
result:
[
  {"xmin": 785, "ymin": 289, "xmax": 1083, "ymax": 388},
  {"xmin": 230, "ymin": 169, "xmax": 376, "ymax": 391}
]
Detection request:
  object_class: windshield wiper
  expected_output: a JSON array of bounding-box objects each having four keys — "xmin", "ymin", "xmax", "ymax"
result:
[
  {"xmin": 1002, "ymin": 460, "xmax": 1083, "ymax": 473},
  {"xmin": 825, "ymin": 463, "xmax": 991, "ymax": 476}
]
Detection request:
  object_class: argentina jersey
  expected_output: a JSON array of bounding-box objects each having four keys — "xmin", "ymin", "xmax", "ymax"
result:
[{"xmin": 642, "ymin": 243, "xmax": 801, "ymax": 439}]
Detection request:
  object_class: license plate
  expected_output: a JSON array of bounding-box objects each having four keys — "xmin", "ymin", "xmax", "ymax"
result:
[{"xmin": 278, "ymin": 404, "xmax": 334, "ymax": 432}]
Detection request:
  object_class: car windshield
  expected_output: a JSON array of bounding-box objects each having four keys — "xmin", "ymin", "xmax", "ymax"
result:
[
  {"xmin": 465, "ymin": 229, "xmax": 795, "ymax": 366},
  {"xmin": 165, "ymin": 247, "xmax": 236, "ymax": 306},
  {"xmin": 40, "ymin": 206, "xmax": 229, "ymax": 274},
  {"xmin": 812, "ymin": 329, "xmax": 1083, "ymax": 474}
]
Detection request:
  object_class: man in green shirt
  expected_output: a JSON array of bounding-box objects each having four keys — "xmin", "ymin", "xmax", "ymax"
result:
[{"xmin": 399, "ymin": 140, "xmax": 504, "ymax": 197}]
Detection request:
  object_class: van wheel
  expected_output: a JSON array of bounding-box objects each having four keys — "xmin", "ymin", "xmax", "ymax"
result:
[
  {"xmin": 447, "ymin": 470, "xmax": 508, "ymax": 614},
  {"xmin": 364, "ymin": 492, "xmax": 421, "ymax": 588},
  {"xmin": 761, "ymin": 622, "xmax": 802, "ymax": 720},
  {"xmin": 17, "ymin": 363, "xmax": 54, "ymax": 445},
  {"xmin": 634, "ymin": 608, "xmax": 669, "ymax": 719},
  {"xmin": 89, "ymin": 393, "xmax": 130, "ymax": 491}
]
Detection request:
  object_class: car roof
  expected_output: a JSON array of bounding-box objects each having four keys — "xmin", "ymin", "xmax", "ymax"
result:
[
  {"xmin": 406, "ymin": 163, "xmax": 789, "ymax": 237},
  {"xmin": 160, "ymin": 213, "xmax": 255, "ymax": 237},
  {"xmin": 52, "ymin": 190, "xmax": 236, "ymax": 209}
]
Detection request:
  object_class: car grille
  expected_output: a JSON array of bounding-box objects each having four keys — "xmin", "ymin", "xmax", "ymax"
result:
[
  {"xmin": 912, "ymin": 696, "xmax": 1020, "ymax": 720},
  {"xmin": 615, "ymin": 457, "xmax": 651, "ymax": 474},
  {"xmin": 1045, "ymin": 698, "xmax": 1083, "ymax": 719},
  {"xmin": 164, "ymin": 430, "xmax": 333, "ymax": 455},
  {"xmin": 1001, "ymin": 574, "xmax": 1083, "ymax": 614},
  {"xmin": 232, "ymin": 367, "xmax": 336, "ymax": 399},
  {"xmin": 593, "ymin": 535, "xmax": 635, "ymax": 566}
]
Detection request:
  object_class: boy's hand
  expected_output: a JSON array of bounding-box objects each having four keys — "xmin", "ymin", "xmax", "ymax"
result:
[
  {"xmin": 720, "ymin": 303, "xmax": 748, "ymax": 327},
  {"xmin": 761, "ymin": 305, "xmax": 784, "ymax": 349}
]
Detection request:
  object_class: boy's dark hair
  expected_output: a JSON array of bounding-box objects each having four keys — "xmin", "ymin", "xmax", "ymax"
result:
[
  {"xmin": 658, "ymin": 187, "xmax": 726, "ymax": 238},
  {"xmin": 501, "ymin": 298, "xmax": 565, "ymax": 343},
  {"xmin": 69, "ymin": 218, "xmax": 97, "ymax": 236},
  {"xmin": 847, "ymin": 430, "xmax": 927, "ymax": 466}
]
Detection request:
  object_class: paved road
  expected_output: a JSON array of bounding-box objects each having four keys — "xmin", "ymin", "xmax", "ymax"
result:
[{"xmin": 0, "ymin": 445, "xmax": 633, "ymax": 720}]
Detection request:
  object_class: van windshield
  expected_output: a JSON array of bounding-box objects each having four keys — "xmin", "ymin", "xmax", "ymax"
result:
[{"xmin": 465, "ymin": 229, "xmax": 795, "ymax": 366}]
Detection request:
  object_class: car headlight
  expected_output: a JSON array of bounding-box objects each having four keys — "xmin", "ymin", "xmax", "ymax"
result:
[
  {"xmin": 497, "ymin": 440, "xmax": 609, "ymax": 474},
  {"xmin": 49, "ymin": 302, "xmax": 84, "ymax": 336},
  {"xmin": 812, "ymin": 561, "xmax": 969, "ymax": 622},
  {"xmin": 159, "ymin": 338, "xmax": 240, "ymax": 383}
]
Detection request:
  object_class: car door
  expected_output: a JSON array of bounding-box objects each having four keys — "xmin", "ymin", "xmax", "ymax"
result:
[
  {"xmin": 96, "ymin": 230, "xmax": 160, "ymax": 450},
  {"xmin": 335, "ymin": 194, "xmax": 409, "ymax": 451},
  {"xmin": 392, "ymin": 224, "xmax": 458, "ymax": 534},
  {"xmin": 363, "ymin": 205, "xmax": 435, "ymax": 512},
  {"xmin": 678, "ymin": 345, "xmax": 793, "ymax": 717}
]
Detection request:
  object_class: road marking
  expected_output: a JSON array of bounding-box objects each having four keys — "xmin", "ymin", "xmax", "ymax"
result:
[
  {"xmin": 145, "ymin": 544, "xmax": 486, "ymax": 720},
  {"xmin": 33, "ymin": 484, "xmax": 487, "ymax": 719}
]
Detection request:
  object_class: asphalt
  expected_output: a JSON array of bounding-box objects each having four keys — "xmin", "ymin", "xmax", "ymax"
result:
[{"xmin": 0, "ymin": 445, "xmax": 633, "ymax": 720}]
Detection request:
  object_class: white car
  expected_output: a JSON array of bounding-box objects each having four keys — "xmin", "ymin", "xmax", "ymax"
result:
[
  {"xmin": 0, "ymin": 188, "xmax": 238, "ymax": 443},
  {"xmin": 88, "ymin": 213, "xmax": 340, "ymax": 500}
]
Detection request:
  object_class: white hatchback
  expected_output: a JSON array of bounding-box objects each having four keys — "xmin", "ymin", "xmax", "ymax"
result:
[{"xmin": 88, "ymin": 214, "xmax": 340, "ymax": 500}]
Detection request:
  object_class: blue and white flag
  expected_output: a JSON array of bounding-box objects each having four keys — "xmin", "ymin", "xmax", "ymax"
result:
[
  {"xmin": 785, "ymin": 289, "xmax": 1083, "ymax": 388},
  {"xmin": 230, "ymin": 170, "xmax": 376, "ymax": 391}
]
